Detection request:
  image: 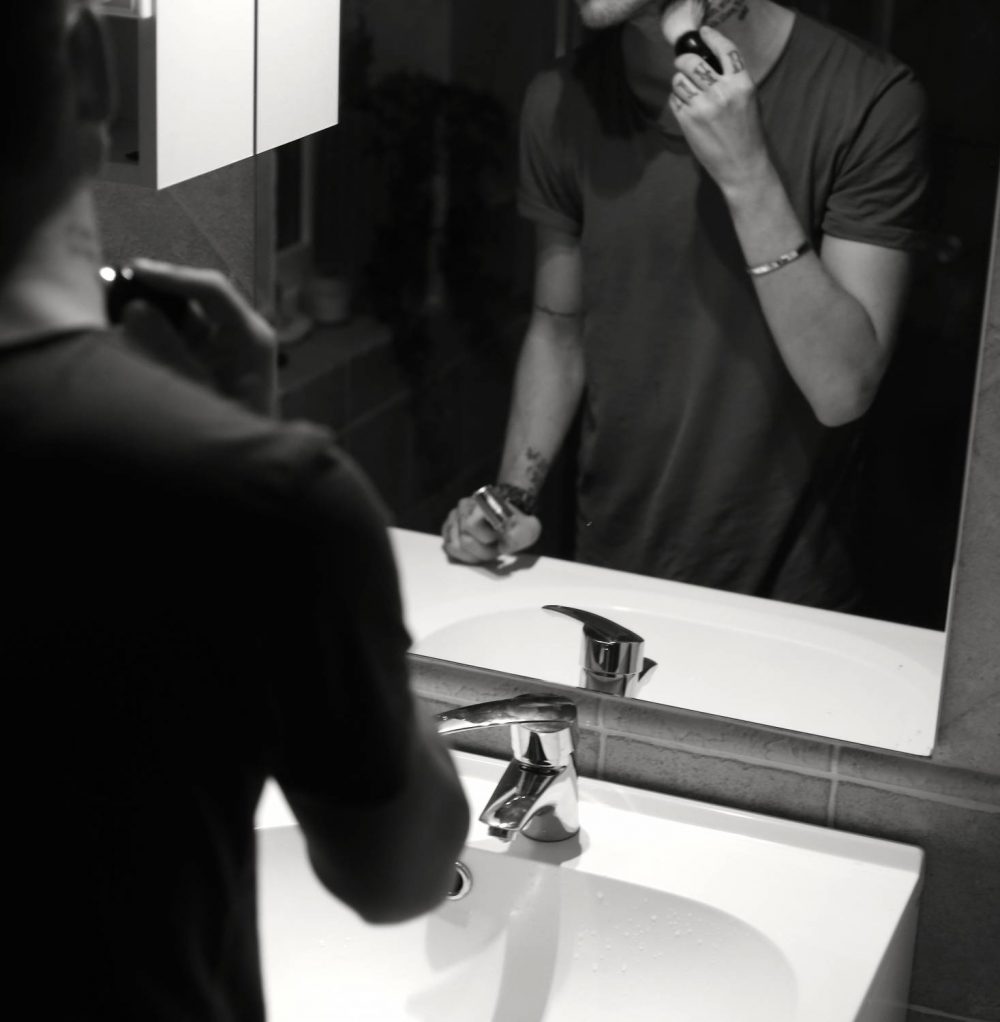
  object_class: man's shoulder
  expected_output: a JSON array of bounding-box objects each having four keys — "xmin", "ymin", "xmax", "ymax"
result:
[
  {"xmin": 1, "ymin": 328, "xmax": 360, "ymax": 516},
  {"xmin": 788, "ymin": 12, "xmax": 921, "ymax": 96}
]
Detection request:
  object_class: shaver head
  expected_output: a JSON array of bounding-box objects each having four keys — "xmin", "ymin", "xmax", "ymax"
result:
[{"xmin": 674, "ymin": 30, "xmax": 724, "ymax": 74}]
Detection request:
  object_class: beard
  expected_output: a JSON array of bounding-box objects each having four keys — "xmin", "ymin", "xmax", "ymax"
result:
[{"xmin": 575, "ymin": 0, "xmax": 660, "ymax": 30}]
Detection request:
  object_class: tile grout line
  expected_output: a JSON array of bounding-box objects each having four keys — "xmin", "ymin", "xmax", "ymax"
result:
[{"xmin": 827, "ymin": 746, "xmax": 841, "ymax": 826}]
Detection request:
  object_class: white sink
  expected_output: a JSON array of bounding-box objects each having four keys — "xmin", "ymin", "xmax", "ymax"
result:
[
  {"xmin": 390, "ymin": 529, "xmax": 945, "ymax": 755},
  {"xmin": 255, "ymin": 752, "xmax": 922, "ymax": 1022}
]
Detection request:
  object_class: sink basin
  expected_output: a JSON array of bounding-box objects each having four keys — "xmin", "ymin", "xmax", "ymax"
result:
[{"xmin": 255, "ymin": 752, "xmax": 921, "ymax": 1022}]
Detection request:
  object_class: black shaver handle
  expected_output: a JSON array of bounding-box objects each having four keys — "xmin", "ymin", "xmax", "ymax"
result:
[
  {"xmin": 674, "ymin": 30, "xmax": 724, "ymax": 75},
  {"xmin": 104, "ymin": 265, "xmax": 191, "ymax": 334}
]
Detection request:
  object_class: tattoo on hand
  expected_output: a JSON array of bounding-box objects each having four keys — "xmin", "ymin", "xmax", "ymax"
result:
[
  {"xmin": 675, "ymin": 78, "xmax": 698, "ymax": 102},
  {"xmin": 728, "ymin": 49, "xmax": 745, "ymax": 72},
  {"xmin": 693, "ymin": 63, "xmax": 717, "ymax": 86}
]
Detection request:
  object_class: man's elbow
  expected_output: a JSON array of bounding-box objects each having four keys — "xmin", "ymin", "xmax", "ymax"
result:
[
  {"xmin": 306, "ymin": 781, "xmax": 470, "ymax": 925},
  {"xmin": 811, "ymin": 370, "xmax": 883, "ymax": 428}
]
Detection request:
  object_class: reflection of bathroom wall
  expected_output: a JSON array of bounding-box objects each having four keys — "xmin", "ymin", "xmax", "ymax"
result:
[
  {"xmin": 281, "ymin": 1, "xmax": 566, "ymax": 546},
  {"xmin": 94, "ymin": 155, "xmax": 258, "ymax": 301}
]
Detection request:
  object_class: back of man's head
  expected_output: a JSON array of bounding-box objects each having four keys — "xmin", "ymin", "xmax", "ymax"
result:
[{"xmin": 1, "ymin": 2, "xmax": 80, "ymax": 284}]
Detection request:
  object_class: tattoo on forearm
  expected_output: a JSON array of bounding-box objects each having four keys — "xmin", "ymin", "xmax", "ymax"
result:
[
  {"xmin": 535, "ymin": 303, "xmax": 580, "ymax": 320},
  {"xmin": 728, "ymin": 49, "xmax": 745, "ymax": 72},
  {"xmin": 524, "ymin": 447, "xmax": 549, "ymax": 495}
]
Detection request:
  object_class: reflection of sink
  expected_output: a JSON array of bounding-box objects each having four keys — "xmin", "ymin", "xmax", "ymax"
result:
[
  {"xmin": 411, "ymin": 587, "xmax": 941, "ymax": 751},
  {"xmin": 391, "ymin": 528, "xmax": 944, "ymax": 754},
  {"xmin": 256, "ymin": 752, "xmax": 921, "ymax": 1021}
]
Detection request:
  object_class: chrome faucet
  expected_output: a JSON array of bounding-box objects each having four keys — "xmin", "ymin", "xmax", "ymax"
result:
[
  {"xmin": 543, "ymin": 605, "xmax": 657, "ymax": 697},
  {"xmin": 435, "ymin": 694, "xmax": 579, "ymax": 843}
]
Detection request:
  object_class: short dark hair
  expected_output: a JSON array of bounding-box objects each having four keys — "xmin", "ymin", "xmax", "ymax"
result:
[{"xmin": 1, "ymin": 3, "xmax": 72, "ymax": 282}]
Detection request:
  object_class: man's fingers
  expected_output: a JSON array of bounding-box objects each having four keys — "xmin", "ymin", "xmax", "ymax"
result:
[
  {"xmin": 672, "ymin": 72, "xmax": 702, "ymax": 103},
  {"xmin": 697, "ymin": 25, "xmax": 747, "ymax": 76},
  {"xmin": 457, "ymin": 497, "xmax": 504, "ymax": 547},
  {"xmin": 674, "ymin": 54, "xmax": 720, "ymax": 86},
  {"xmin": 441, "ymin": 503, "xmax": 501, "ymax": 563},
  {"xmin": 499, "ymin": 514, "xmax": 542, "ymax": 555},
  {"xmin": 121, "ymin": 301, "xmax": 213, "ymax": 384},
  {"xmin": 129, "ymin": 258, "xmax": 254, "ymax": 328}
]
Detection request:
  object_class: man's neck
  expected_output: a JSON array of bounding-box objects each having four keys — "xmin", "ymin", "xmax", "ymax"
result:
[
  {"xmin": 0, "ymin": 187, "xmax": 108, "ymax": 349},
  {"xmin": 624, "ymin": 0, "xmax": 794, "ymax": 91}
]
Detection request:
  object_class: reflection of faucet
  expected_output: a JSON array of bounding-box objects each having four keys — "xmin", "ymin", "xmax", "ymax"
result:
[
  {"xmin": 435, "ymin": 695, "xmax": 579, "ymax": 843},
  {"xmin": 543, "ymin": 605, "xmax": 657, "ymax": 698}
]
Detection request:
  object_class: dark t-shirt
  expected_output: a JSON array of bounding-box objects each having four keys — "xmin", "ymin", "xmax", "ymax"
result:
[
  {"xmin": 1, "ymin": 330, "xmax": 414, "ymax": 1020},
  {"xmin": 518, "ymin": 13, "xmax": 928, "ymax": 609}
]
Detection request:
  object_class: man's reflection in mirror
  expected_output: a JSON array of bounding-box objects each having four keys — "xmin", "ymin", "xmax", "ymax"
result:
[{"xmin": 442, "ymin": 0, "xmax": 928, "ymax": 614}]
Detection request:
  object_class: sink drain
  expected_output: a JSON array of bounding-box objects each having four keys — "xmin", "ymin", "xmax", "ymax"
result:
[{"xmin": 447, "ymin": 861, "xmax": 473, "ymax": 900}]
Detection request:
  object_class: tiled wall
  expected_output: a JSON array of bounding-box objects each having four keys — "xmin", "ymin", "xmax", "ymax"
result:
[{"xmin": 407, "ymin": 223, "xmax": 1000, "ymax": 1019}]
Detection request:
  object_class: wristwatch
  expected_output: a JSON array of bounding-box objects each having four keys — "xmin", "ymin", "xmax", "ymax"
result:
[
  {"xmin": 492, "ymin": 482, "xmax": 537, "ymax": 516},
  {"xmin": 472, "ymin": 484, "xmax": 537, "ymax": 532}
]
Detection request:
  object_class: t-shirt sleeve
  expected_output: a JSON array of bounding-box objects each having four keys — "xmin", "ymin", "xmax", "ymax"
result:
[
  {"xmin": 517, "ymin": 69, "xmax": 583, "ymax": 235},
  {"xmin": 822, "ymin": 69, "xmax": 929, "ymax": 251}
]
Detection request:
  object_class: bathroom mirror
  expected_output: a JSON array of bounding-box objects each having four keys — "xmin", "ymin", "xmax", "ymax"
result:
[{"xmin": 269, "ymin": 0, "xmax": 999, "ymax": 753}]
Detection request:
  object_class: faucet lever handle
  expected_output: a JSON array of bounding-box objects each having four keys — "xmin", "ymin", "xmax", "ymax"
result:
[
  {"xmin": 543, "ymin": 604, "xmax": 655, "ymax": 697},
  {"xmin": 435, "ymin": 693, "xmax": 577, "ymax": 736},
  {"xmin": 542, "ymin": 604, "xmax": 644, "ymax": 644}
]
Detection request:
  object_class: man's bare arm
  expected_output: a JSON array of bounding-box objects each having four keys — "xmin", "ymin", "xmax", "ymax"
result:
[
  {"xmin": 498, "ymin": 225, "xmax": 586, "ymax": 495},
  {"xmin": 725, "ymin": 170, "xmax": 913, "ymax": 425},
  {"xmin": 671, "ymin": 28, "xmax": 915, "ymax": 427},
  {"xmin": 441, "ymin": 224, "xmax": 585, "ymax": 563}
]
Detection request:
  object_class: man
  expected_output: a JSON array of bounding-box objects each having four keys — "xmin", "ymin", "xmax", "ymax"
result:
[
  {"xmin": 2, "ymin": 4, "xmax": 467, "ymax": 1019},
  {"xmin": 443, "ymin": 0, "xmax": 927, "ymax": 612}
]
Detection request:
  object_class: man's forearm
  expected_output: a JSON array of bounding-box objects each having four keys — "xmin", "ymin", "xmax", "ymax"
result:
[
  {"xmin": 724, "ymin": 165, "xmax": 889, "ymax": 426},
  {"xmin": 497, "ymin": 319, "xmax": 586, "ymax": 498}
]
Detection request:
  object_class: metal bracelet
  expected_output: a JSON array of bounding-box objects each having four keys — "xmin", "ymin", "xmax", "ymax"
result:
[
  {"xmin": 746, "ymin": 239, "xmax": 812, "ymax": 277},
  {"xmin": 493, "ymin": 482, "xmax": 537, "ymax": 516}
]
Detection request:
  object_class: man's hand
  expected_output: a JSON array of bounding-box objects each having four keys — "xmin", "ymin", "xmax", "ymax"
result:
[
  {"xmin": 666, "ymin": 24, "xmax": 771, "ymax": 197},
  {"xmin": 441, "ymin": 495, "xmax": 541, "ymax": 564},
  {"xmin": 121, "ymin": 258, "xmax": 279, "ymax": 417}
]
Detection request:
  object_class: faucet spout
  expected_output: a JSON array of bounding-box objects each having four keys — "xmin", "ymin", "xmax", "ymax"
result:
[
  {"xmin": 434, "ymin": 695, "xmax": 580, "ymax": 843},
  {"xmin": 481, "ymin": 760, "xmax": 578, "ymax": 843}
]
